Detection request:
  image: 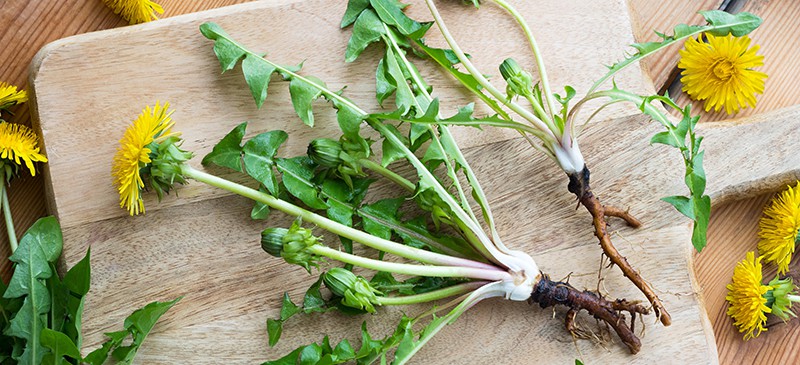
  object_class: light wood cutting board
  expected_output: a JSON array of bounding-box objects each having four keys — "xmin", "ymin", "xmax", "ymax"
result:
[{"xmin": 27, "ymin": 0, "xmax": 800, "ymax": 363}]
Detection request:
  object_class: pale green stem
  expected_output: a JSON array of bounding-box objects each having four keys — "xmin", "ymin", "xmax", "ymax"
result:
[
  {"xmin": 491, "ymin": 0, "xmax": 558, "ymax": 119},
  {"xmin": 384, "ymin": 27, "xmax": 477, "ymax": 225},
  {"xmin": 308, "ymin": 245, "xmax": 510, "ymax": 281},
  {"xmin": 524, "ymin": 94, "xmax": 556, "ymax": 132},
  {"xmin": 359, "ymin": 158, "xmax": 416, "ymax": 192},
  {"xmin": 788, "ymin": 294, "xmax": 800, "ymax": 303},
  {"xmin": 423, "ymin": 0, "xmax": 557, "ymax": 142},
  {"xmin": 375, "ymin": 281, "xmax": 488, "ymax": 306},
  {"xmin": 384, "ymin": 29, "xmax": 506, "ymax": 246},
  {"xmin": 181, "ymin": 165, "xmax": 500, "ymax": 271},
  {"xmin": 0, "ymin": 172, "xmax": 17, "ymax": 253},
  {"xmin": 394, "ymin": 281, "xmax": 507, "ymax": 365}
]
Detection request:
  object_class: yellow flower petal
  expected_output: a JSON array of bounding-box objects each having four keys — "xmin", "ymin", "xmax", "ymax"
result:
[
  {"xmin": 726, "ymin": 251, "xmax": 771, "ymax": 340},
  {"xmin": 0, "ymin": 82, "xmax": 28, "ymax": 110},
  {"xmin": 111, "ymin": 102, "xmax": 174, "ymax": 215},
  {"xmin": 758, "ymin": 182, "xmax": 800, "ymax": 274},
  {"xmin": 678, "ymin": 33, "xmax": 767, "ymax": 115},
  {"xmin": 102, "ymin": 0, "xmax": 164, "ymax": 25},
  {"xmin": 0, "ymin": 122, "xmax": 48, "ymax": 177}
]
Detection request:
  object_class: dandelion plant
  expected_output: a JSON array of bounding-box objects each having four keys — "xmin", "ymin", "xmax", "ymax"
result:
[{"xmin": 111, "ymin": 1, "xmax": 766, "ymax": 362}]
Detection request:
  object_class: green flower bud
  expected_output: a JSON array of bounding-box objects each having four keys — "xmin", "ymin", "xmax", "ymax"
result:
[
  {"xmin": 147, "ymin": 136, "xmax": 193, "ymax": 201},
  {"xmin": 281, "ymin": 219, "xmax": 324, "ymax": 271},
  {"xmin": 765, "ymin": 276, "xmax": 800, "ymax": 321},
  {"xmin": 323, "ymin": 267, "xmax": 358, "ymax": 297},
  {"xmin": 323, "ymin": 268, "xmax": 381, "ymax": 313},
  {"xmin": 308, "ymin": 138, "xmax": 344, "ymax": 168},
  {"xmin": 260, "ymin": 219, "xmax": 323, "ymax": 272},
  {"xmin": 499, "ymin": 58, "xmax": 533, "ymax": 99},
  {"xmin": 260, "ymin": 227, "xmax": 289, "ymax": 257}
]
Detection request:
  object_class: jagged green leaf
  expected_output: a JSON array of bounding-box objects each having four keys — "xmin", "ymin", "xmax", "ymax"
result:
[
  {"xmin": 700, "ymin": 10, "xmax": 763, "ymax": 37},
  {"xmin": 383, "ymin": 47, "xmax": 415, "ymax": 115},
  {"xmin": 40, "ymin": 328, "xmax": 81, "ymax": 365},
  {"xmin": 290, "ymin": 76, "xmax": 326, "ymax": 127},
  {"xmin": 277, "ymin": 156, "xmax": 328, "ymax": 210},
  {"xmin": 346, "ymin": 9, "xmax": 386, "ymax": 62},
  {"xmin": 692, "ymin": 195, "xmax": 711, "ymax": 252},
  {"xmin": 242, "ymin": 54, "xmax": 279, "ymax": 108},
  {"xmin": 322, "ymin": 179, "xmax": 355, "ymax": 226},
  {"xmin": 661, "ymin": 195, "xmax": 694, "ymax": 220},
  {"xmin": 370, "ymin": 0, "xmax": 423, "ymax": 36},
  {"xmin": 243, "ymin": 130, "xmax": 288, "ymax": 195},
  {"xmin": 4, "ymin": 216, "xmax": 61, "ymax": 365},
  {"xmin": 341, "ymin": 0, "xmax": 371, "ymax": 28},
  {"xmin": 199, "ymin": 22, "xmax": 246, "ymax": 72},
  {"xmin": 202, "ymin": 122, "xmax": 247, "ymax": 172},
  {"xmin": 251, "ymin": 185, "xmax": 271, "ymax": 220},
  {"xmin": 375, "ymin": 57, "xmax": 396, "ymax": 106}
]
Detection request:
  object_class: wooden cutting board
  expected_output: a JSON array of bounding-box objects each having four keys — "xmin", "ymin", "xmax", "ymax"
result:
[{"xmin": 26, "ymin": 0, "xmax": 800, "ymax": 363}]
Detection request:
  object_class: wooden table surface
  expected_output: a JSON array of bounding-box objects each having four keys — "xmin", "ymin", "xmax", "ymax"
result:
[{"xmin": 1, "ymin": 0, "xmax": 798, "ymax": 363}]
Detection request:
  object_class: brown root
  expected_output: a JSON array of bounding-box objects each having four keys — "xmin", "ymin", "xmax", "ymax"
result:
[
  {"xmin": 567, "ymin": 166, "xmax": 671, "ymax": 326},
  {"xmin": 530, "ymin": 274, "xmax": 650, "ymax": 354},
  {"xmin": 603, "ymin": 206, "xmax": 642, "ymax": 228}
]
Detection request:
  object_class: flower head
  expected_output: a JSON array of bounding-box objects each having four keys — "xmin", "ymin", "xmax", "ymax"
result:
[
  {"xmin": 323, "ymin": 267, "xmax": 382, "ymax": 313},
  {"xmin": 0, "ymin": 82, "xmax": 27, "ymax": 110},
  {"xmin": 111, "ymin": 102, "xmax": 177, "ymax": 215},
  {"xmin": 102, "ymin": 0, "xmax": 164, "ymax": 25},
  {"xmin": 260, "ymin": 219, "xmax": 324, "ymax": 272},
  {"xmin": 678, "ymin": 33, "xmax": 767, "ymax": 114},
  {"xmin": 758, "ymin": 182, "xmax": 800, "ymax": 274},
  {"xmin": 0, "ymin": 122, "xmax": 48, "ymax": 177},
  {"xmin": 726, "ymin": 251, "xmax": 771, "ymax": 340}
]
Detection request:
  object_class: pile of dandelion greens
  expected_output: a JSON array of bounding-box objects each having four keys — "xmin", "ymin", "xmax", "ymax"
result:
[{"xmin": 104, "ymin": 0, "xmax": 771, "ymax": 363}]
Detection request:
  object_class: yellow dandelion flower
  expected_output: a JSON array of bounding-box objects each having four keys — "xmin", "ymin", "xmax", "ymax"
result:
[
  {"xmin": 726, "ymin": 251, "xmax": 771, "ymax": 340},
  {"xmin": 0, "ymin": 82, "xmax": 28, "ymax": 110},
  {"xmin": 102, "ymin": 0, "xmax": 164, "ymax": 25},
  {"xmin": 678, "ymin": 33, "xmax": 767, "ymax": 115},
  {"xmin": 111, "ymin": 102, "xmax": 175, "ymax": 215},
  {"xmin": 0, "ymin": 122, "xmax": 48, "ymax": 177},
  {"xmin": 758, "ymin": 182, "xmax": 800, "ymax": 274}
]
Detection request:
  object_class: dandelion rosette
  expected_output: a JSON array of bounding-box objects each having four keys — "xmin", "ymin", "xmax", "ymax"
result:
[
  {"xmin": 758, "ymin": 182, "xmax": 800, "ymax": 275},
  {"xmin": 725, "ymin": 251, "xmax": 771, "ymax": 340},
  {"xmin": 0, "ymin": 82, "xmax": 28, "ymax": 110},
  {"xmin": 112, "ymin": 102, "xmax": 188, "ymax": 216},
  {"xmin": 678, "ymin": 33, "xmax": 767, "ymax": 114},
  {"xmin": 102, "ymin": 0, "xmax": 164, "ymax": 25}
]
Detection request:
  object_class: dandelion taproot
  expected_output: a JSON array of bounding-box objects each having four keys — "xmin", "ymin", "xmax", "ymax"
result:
[
  {"xmin": 678, "ymin": 33, "xmax": 767, "ymax": 115},
  {"xmin": 111, "ymin": 102, "xmax": 175, "ymax": 215},
  {"xmin": 758, "ymin": 182, "xmax": 800, "ymax": 274}
]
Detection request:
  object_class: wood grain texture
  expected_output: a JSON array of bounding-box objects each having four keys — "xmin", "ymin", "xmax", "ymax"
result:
[
  {"xmin": 0, "ymin": 0, "xmax": 254, "ymax": 291},
  {"xmin": 3, "ymin": 0, "xmax": 798, "ymax": 364},
  {"xmin": 628, "ymin": 1, "xmax": 800, "ymax": 363},
  {"xmin": 26, "ymin": 0, "xmax": 734, "ymax": 363}
]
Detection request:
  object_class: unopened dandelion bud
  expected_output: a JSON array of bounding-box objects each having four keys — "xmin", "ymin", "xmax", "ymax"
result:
[
  {"xmin": 324, "ymin": 268, "xmax": 381, "ymax": 313},
  {"xmin": 323, "ymin": 267, "xmax": 358, "ymax": 297},
  {"xmin": 260, "ymin": 227, "xmax": 289, "ymax": 257},
  {"xmin": 280, "ymin": 219, "xmax": 323, "ymax": 271},
  {"xmin": 499, "ymin": 58, "xmax": 533, "ymax": 99},
  {"xmin": 308, "ymin": 138, "xmax": 344, "ymax": 168}
]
